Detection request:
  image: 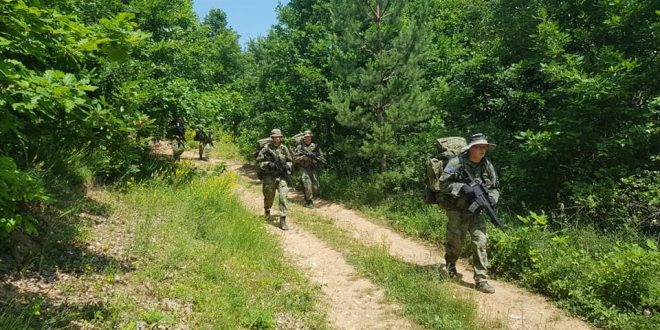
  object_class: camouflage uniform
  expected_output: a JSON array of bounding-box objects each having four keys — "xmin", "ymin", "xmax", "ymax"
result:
[
  {"xmin": 256, "ymin": 130, "xmax": 293, "ymax": 222},
  {"xmin": 168, "ymin": 117, "xmax": 185, "ymax": 161},
  {"xmin": 194, "ymin": 128, "xmax": 213, "ymax": 160},
  {"xmin": 440, "ymin": 151, "xmax": 499, "ymax": 289},
  {"xmin": 294, "ymin": 131, "xmax": 325, "ymax": 207}
]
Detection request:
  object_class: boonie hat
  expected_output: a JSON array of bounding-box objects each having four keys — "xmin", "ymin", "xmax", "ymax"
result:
[
  {"xmin": 270, "ymin": 128, "xmax": 283, "ymax": 137},
  {"xmin": 303, "ymin": 130, "xmax": 314, "ymax": 137},
  {"xmin": 463, "ymin": 133, "xmax": 496, "ymax": 151}
]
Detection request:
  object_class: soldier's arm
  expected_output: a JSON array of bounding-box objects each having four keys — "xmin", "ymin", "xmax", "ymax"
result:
[
  {"xmin": 284, "ymin": 146, "xmax": 294, "ymax": 167},
  {"xmin": 485, "ymin": 161, "xmax": 500, "ymax": 204},
  {"xmin": 315, "ymin": 146, "xmax": 326, "ymax": 163},
  {"xmin": 440, "ymin": 158, "xmax": 465, "ymax": 197},
  {"xmin": 293, "ymin": 144, "xmax": 306, "ymax": 163},
  {"xmin": 256, "ymin": 147, "xmax": 271, "ymax": 170}
]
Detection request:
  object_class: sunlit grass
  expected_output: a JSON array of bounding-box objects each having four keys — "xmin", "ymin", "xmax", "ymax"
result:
[{"xmin": 107, "ymin": 172, "xmax": 327, "ymax": 328}]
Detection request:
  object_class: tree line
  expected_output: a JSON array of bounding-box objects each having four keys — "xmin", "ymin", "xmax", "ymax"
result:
[
  {"xmin": 2, "ymin": 0, "xmax": 657, "ymax": 243},
  {"xmin": 234, "ymin": 0, "xmax": 658, "ymax": 234},
  {"xmin": 1, "ymin": 0, "xmax": 658, "ymax": 328}
]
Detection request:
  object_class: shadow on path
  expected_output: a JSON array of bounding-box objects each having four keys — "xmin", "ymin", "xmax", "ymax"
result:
[{"xmin": 0, "ymin": 191, "xmax": 132, "ymax": 328}]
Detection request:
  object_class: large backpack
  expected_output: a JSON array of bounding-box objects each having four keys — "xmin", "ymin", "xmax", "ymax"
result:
[
  {"xmin": 254, "ymin": 137, "xmax": 272, "ymax": 180},
  {"xmin": 424, "ymin": 137, "xmax": 466, "ymax": 207},
  {"xmin": 290, "ymin": 132, "xmax": 306, "ymax": 146}
]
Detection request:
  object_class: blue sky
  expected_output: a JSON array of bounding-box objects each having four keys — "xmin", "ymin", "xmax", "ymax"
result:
[{"xmin": 193, "ymin": 0, "xmax": 289, "ymax": 47}]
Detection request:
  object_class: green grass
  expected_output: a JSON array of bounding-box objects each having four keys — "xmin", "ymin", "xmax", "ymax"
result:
[
  {"xmin": 210, "ymin": 130, "xmax": 245, "ymax": 161},
  {"xmin": 0, "ymin": 165, "xmax": 327, "ymax": 329},
  {"xmin": 109, "ymin": 170, "xmax": 328, "ymax": 328},
  {"xmin": 317, "ymin": 171, "xmax": 449, "ymax": 243}
]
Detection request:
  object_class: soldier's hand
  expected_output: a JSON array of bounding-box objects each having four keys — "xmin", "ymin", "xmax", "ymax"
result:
[
  {"xmin": 460, "ymin": 184, "xmax": 475, "ymax": 197},
  {"xmin": 268, "ymin": 162, "xmax": 278, "ymax": 170}
]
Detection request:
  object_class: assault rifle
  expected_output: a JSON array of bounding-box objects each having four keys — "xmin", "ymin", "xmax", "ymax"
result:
[
  {"xmin": 461, "ymin": 168, "xmax": 507, "ymax": 235},
  {"xmin": 301, "ymin": 149, "xmax": 326, "ymax": 165},
  {"xmin": 269, "ymin": 156, "xmax": 291, "ymax": 179}
]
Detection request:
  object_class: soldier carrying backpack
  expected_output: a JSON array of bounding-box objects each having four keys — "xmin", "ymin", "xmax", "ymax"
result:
[
  {"xmin": 194, "ymin": 126, "xmax": 214, "ymax": 161},
  {"xmin": 256, "ymin": 129, "xmax": 293, "ymax": 231},
  {"xmin": 425, "ymin": 133, "xmax": 501, "ymax": 294},
  {"xmin": 167, "ymin": 116, "xmax": 185, "ymax": 161},
  {"xmin": 293, "ymin": 130, "xmax": 326, "ymax": 208}
]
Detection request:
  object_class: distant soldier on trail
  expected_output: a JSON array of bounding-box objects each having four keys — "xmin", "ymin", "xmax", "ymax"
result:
[
  {"xmin": 168, "ymin": 116, "xmax": 185, "ymax": 161},
  {"xmin": 294, "ymin": 130, "xmax": 325, "ymax": 208},
  {"xmin": 194, "ymin": 126, "xmax": 214, "ymax": 161},
  {"xmin": 256, "ymin": 129, "xmax": 293, "ymax": 230},
  {"xmin": 439, "ymin": 133, "xmax": 500, "ymax": 294}
]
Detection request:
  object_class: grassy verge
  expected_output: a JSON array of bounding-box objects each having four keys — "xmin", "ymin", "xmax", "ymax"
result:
[
  {"xmin": 317, "ymin": 171, "xmax": 449, "ymax": 243},
  {"xmin": 0, "ymin": 163, "xmax": 327, "ymax": 329},
  {"xmin": 108, "ymin": 170, "xmax": 327, "ymax": 328}
]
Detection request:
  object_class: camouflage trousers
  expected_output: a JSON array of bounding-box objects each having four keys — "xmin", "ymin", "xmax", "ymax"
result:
[
  {"xmin": 262, "ymin": 176, "xmax": 288, "ymax": 217},
  {"xmin": 198, "ymin": 142, "xmax": 212, "ymax": 159},
  {"xmin": 444, "ymin": 209, "xmax": 489, "ymax": 283},
  {"xmin": 300, "ymin": 167, "xmax": 319, "ymax": 201},
  {"xmin": 171, "ymin": 139, "xmax": 185, "ymax": 161}
]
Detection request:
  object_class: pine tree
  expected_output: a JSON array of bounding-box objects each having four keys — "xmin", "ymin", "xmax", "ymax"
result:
[{"xmin": 329, "ymin": 0, "xmax": 431, "ymax": 172}]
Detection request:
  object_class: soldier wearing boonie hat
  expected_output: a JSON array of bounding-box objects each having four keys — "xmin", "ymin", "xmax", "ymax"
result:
[
  {"xmin": 439, "ymin": 133, "xmax": 500, "ymax": 294},
  {"xmin": 294, "ymin": 130, "xmax": 325, "ymax": 208},
  {"xmin": 256, "ymin": 128, "xmax": 293, "ymax": 230}
]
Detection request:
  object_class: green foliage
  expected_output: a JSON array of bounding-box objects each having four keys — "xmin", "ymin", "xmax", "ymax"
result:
[
  {"xmin": 490, "ymin": 216, "xmax": 660, "ymax": 329},
  {"xmin": 0, "ymin": 0, "xmax": 243, "ymax": 237},
  {"xmin": 329, "ymin": 0, "xmax": 432, "ymax": 173},
  {"xmin": 318, "ymin": 170, "xmax": 447, "ymax": 241},
  {"xmin": 0, "ymin": 157, "xmax": 48, "ymax": 235}
]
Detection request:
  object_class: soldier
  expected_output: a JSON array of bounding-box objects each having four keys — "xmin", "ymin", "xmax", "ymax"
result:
[
  {"xmin": 439, "ymin": 133, "xmax": 500, "ymax": 294},
  {"xmin": 168, "ymin": 116, "xmax": 185, "ymax": 161},
  {"xmin": 294, "ymin": 130, "xmax": 325, "ymax": 208},
  {"xmin": 256, "ymin": 129, "xmax": 293, "ymax": 230},
  {"xmin": 194, "ymin": 126, "xmax": 214, "ymax": 160}
]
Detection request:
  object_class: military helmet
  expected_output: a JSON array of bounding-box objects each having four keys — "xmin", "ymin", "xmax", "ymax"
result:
[
  {"xmin": 463, "ymin": 133, "xmax": 496, "ymax": 151},
  {"xmin": 303, "ymin": 130, "xmax": 314, "ymax": 137},
  {"xmin": 270, "ymin": 128, "xmax": 283, "ymax": 137}
]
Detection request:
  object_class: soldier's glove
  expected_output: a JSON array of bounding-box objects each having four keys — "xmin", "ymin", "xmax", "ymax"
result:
[
  {"xmin": 488, "ymin": 195, "xmax": 497, "ymax": 206},
  {"xmin": 460, "ymin": 184, "xmax": 475, "ymax": 198}
]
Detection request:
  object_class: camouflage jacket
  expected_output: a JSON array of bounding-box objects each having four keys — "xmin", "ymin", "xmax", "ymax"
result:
[
  {"xmin": 439, "ymin": 153, "xmax": 500, "ymax": 210},
  {"xmin": 257, "ymin": 143, "xmax": 293, "ymax": 176},
  {"xmin": 294, "ymin": 142, "xmax": 325, "ymax": 168}
]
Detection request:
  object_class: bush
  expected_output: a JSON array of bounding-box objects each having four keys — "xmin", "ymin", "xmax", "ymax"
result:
[
  {"xmin": 0, "ymin": 157, "xmax": 48, "ymax": 235},
  {"xmin": 490, "ymin": 212, "xmax": 660, "ymax": 329}
]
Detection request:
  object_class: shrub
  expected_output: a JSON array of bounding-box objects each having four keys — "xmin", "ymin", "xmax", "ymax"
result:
[
  {"xmin": 0, "ymin": 157, "xmax": 48, "ymax": 235},
  {"xmin": 490, "ymin": 212, "xmax": 660, "ymax": 329}
]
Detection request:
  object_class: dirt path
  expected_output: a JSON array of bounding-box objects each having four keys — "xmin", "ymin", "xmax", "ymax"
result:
[
  {"xmin": 185, "ymin": 149, "xmax": 592, "ymax": 330},
  {"xmin": 182, "ymin": 150, "xmax": 416, "ymax": 329}
]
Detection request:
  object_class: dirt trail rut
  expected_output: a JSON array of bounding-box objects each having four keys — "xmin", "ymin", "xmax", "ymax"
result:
[{"xmin": 186, "ymin": 150, "xmax": 592, "ymax": 330}]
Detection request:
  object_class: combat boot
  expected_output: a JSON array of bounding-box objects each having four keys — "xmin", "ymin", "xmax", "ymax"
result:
[
  {"xmin": 279, "ymin": 216, "xmax": 289, "ymax": 231},
  {"xmin": 264, "ymin": 209, "xmax": 270, "ymax": 221},
  {"xmin": 304, "ymin": 199, "xmax": 314, "ymax": 209},
  {"xmin": 446, "ymin": 262, "xmax": 459, "ymax": 279},
  {"xmin": 475, "ymin": 281, "xmax": 495, "ymax": 294}
]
